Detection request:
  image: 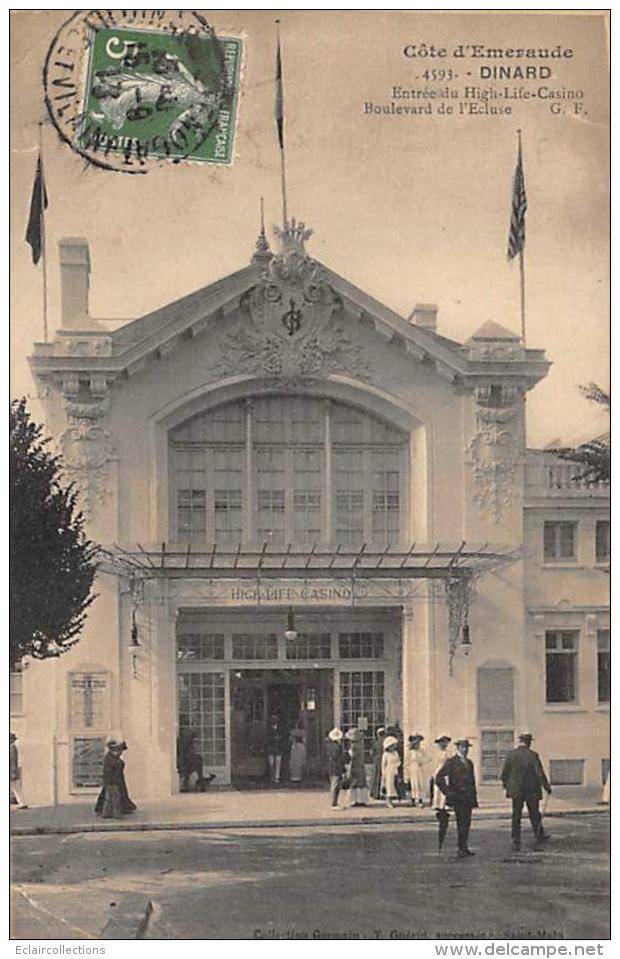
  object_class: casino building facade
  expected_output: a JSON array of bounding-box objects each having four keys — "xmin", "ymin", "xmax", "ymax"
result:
[{"xmin": 16, "ymin": 222, "xmax": 609, "ymax": 804}]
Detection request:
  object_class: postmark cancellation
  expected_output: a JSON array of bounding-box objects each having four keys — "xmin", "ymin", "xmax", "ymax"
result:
[{"xmin": 44, "ymin": 9, "xmax": 242, "ymax": 172}]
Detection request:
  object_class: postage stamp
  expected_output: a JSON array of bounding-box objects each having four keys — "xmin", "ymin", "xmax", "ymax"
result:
[{"xmin": 44, "ymin": 10, "xmax": 242, "ymax": 173}]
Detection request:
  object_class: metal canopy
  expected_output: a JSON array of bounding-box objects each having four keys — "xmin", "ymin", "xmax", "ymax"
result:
[{"xmin": 100, "ymin": 541, "xmax": 523, "ymax": 581}]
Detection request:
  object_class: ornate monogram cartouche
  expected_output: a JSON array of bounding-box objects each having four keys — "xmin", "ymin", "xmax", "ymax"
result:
[{"xmin": 218, "ymin": 219, "xmax": 369, "ymax": 384}]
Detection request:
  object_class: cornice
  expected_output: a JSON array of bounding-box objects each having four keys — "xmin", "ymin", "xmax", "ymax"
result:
[{"xmin": 28, "ymin": 257, "xmax": 550, "ymax": 392}]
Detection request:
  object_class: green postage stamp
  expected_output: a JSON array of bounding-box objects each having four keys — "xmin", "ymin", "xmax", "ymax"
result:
[{"xmin": 45, "ymin": 10, "xmax": 242, "ymax": 172}]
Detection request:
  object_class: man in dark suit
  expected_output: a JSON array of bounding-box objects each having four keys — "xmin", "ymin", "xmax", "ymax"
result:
[
  {"xmin": 435, "ymin": 737, "xmax": 478, "ymax": 858},
  {"xmin": 501, "ymin": 733, "xmax": 552, "ymax": 851},
  {"xmin": 325, "ymin": 727, "xmax": 346, "ymax": 807}
]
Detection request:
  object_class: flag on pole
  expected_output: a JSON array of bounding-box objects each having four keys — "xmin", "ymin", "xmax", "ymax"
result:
[
  {"xmin": 507, "ymin": 141, "xmax": 527, "ymax": 259},
  {"xmin": 275, "ymin": 31, "xmax": 284, "ymax": 150},
  {"xmin": 25, "ymin": 154, "xmax": 48, "ymax": 265}
]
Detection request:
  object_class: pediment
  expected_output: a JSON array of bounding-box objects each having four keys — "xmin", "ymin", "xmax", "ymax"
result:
[{"xmin": 29, "ymin": 237, "xmax": 550, "ymax": 393}]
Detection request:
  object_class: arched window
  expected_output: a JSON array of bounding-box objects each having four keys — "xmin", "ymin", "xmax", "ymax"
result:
[{"xmin": 169, "ymin": 396, "xmax": 409, "ymax": 547}]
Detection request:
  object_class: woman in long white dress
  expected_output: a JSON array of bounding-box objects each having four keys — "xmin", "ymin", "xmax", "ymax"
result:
[
  {"xmin": 405, "ymin": 734, "xmax": 431, "ymax": 806},
  {"xmin": 288, "ymin": 727, "xmax": 306, "ymax": 783}
]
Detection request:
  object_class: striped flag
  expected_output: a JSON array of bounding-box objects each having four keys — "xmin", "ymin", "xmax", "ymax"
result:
[
  {"xmin": 25, "ymin": 154, "xmax": 48, "ymax": 265},
  {"xmin": 275, "ymin": 32, "xmax": 284, "ymax": 150},
  {"xmin": 507, "ymin": 141, "xmax": 527, "ymax": 259}
]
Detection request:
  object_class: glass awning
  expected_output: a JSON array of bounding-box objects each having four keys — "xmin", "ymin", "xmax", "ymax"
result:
[{"xmin": 99, "ymin": 540, "xmax": 523, "ymax": 580}]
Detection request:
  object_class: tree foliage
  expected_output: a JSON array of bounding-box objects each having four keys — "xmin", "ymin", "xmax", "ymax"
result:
[
  {"xmin": 9, "ymin": 399, "xmax": 98, "ymax": 668},
  {"xmin": 554, "ymin": 383, "xmax": 610, "ymax": 484}
]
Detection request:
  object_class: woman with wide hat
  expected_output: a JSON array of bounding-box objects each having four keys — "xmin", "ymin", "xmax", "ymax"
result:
[{"xmin": 95, "ymin": 738, "xmax": 137, "ymax": 818}]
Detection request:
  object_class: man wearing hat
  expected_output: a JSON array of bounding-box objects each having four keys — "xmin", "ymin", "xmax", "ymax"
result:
[
  {"xmin": 10, "ymin": 733, "xmax": 28, "ymax": 809},
  {"xmin": 501, "ymin": 733, "xmax": 551, "ymax": 851},
  {"xmin": 325, "ymin": 728, "xmax": 346, "ymax": 808},
  {"xmin": 435, "ymin": 738, "xmax": 478, "ymax": 857}
]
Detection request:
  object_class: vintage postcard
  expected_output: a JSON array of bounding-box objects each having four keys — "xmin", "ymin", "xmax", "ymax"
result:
[{"xmin": 10, "ymin": 8, "xmax": 610, "ymax": 945}]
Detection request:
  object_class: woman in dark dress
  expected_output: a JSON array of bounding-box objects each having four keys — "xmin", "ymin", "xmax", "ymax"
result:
[
  {"xmin": 347, "ymin": 728, "xmax": 369, "ymax": 806},
  {"xmin": 95, "ymin": 739, "xmax": 137, "ymax": 817},
  {"xmin": 370, "ymin": 726, "xmax": 386, "ymax": 799},
  {"xmin": 387, "ymin": 723, "xmax": 407, "ymax": 800}
]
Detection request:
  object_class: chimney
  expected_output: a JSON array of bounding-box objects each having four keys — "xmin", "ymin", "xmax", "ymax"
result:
[
  {"xmin": 408, "ymin": 303, "xmax": 438, "ymax": 331},
  {"xmin": 59, "ymin": 238, "xmax": 90, "ymax": 329}
]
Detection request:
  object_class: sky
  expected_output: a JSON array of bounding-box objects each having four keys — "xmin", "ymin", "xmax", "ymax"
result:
[{"xmin": 10, "ymin": 9, "xmax": 610, "ymax": 447}]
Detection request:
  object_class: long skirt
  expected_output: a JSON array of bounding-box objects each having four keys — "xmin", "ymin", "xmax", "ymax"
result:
[
  {"xmin": 348, "ymin": 786, "xmax": 369, "ymax": 805},
  {"xmin": 410, "ymin": 766, "xmax": 427, "ymax": 801},
  {"xmin": 370, "ymin": 757, "xmax": 383, "ymax": 799},
  {"xmin": 95, "ymin": 779, "xmax": 137, "ymax": 816},
  {"xmin": 98, "ymin": 785, "xmax": 123, "ymax": 819},
  {"xmin": 433, "ymin": 778, "xmax": 447, "ymax": 810},
  {"xmin": 383, "ymin": 768, "xmax": 398, "ymax": 800}
]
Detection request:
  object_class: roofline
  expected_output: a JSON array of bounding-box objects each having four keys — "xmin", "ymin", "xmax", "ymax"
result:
[{"xmin": 29, "ymin": 256, "xmax": 550, "ymax": 390}]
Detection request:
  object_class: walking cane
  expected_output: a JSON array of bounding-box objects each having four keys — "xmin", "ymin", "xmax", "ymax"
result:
[{"xmin": 538, "ymin": 790, "xmax": 551, "ymax": 840}]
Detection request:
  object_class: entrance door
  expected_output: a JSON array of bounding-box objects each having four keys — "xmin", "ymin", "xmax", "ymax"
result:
[
  {"xmin": 230, "ymin": 669, "xmax": 333, "ymax": 784},
  {"xmin": 267, "ymin": 683, "xmax": 301, "ymax": 733}
]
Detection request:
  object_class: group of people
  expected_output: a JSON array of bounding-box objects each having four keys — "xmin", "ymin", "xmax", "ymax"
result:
[
  {"xmin": 8, "ymin": 725, "xmax": 565, "ymax": 848},
  {"xmin": 325, "ymin": 724, "xmax": 451, "ymax": 811},
  {"xmin": 325, "ymin": 724, "xmax": 555, "ymax": 858}
]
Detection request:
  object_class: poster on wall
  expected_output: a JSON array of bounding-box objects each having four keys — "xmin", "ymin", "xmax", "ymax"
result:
[
  {"xmin": 10, "ymin": 9, "xmax": 609, "ymax": 945},
  {"xmin": 69, "ymin": 672, "xmax": 110, "ymax": 729}
]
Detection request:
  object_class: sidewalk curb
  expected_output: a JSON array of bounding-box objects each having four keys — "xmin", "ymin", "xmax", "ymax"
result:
[{"xmin": 10, "ymin": 806, "xmax": 607, "ymax": 837}]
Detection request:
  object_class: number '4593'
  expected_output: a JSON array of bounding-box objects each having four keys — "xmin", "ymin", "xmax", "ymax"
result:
[{"xmin": 422, "ymin": 68, "xmax": 456, "ymax": 81}]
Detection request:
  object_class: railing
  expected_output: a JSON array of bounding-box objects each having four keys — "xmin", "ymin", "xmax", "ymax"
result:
[{"xmin": 525, "ymin": 453, "xmax": 610, "ymax": 498}]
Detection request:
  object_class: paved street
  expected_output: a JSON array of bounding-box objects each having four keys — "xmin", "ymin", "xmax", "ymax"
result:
[{"xmin": 11, "ymin": 814, "xmax": 609, "ymax": 940}]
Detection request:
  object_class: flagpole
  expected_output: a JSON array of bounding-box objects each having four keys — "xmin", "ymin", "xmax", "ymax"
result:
[
  {"xmin": 517, "ymin": 130, "xmax": 525, "ymax": 346},
  {"xmin": 519, "ymin": 247, "xmax": 525, "ymax": 346},
  {"xmin": 38, "ymin": 122, "xmax": 48, "ymax": 343},
  {"xmin": 275, "ymin": 19, "xmax": 289, "ymax": 228}
]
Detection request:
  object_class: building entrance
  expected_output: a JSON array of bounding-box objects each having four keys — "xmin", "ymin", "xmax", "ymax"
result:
[{"xmin": 230, "ymin": 668, "xmax": 333, "ymax": 785}]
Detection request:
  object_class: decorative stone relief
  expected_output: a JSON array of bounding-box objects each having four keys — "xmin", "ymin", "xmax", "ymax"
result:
[
  {"xmin": 217, "ymin": 220, "xmax": 370, "ymax": 385},
  {"xmin": 466, "ymin": 384, "xmax": 522, "ymax": 524},
  {"xmin": 58, "ymin": 382, "xmax": 116, "ymax": 522},
  {"xmin": 55, "ymin": 335, "xmax": 113, "ymax": 357}
]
